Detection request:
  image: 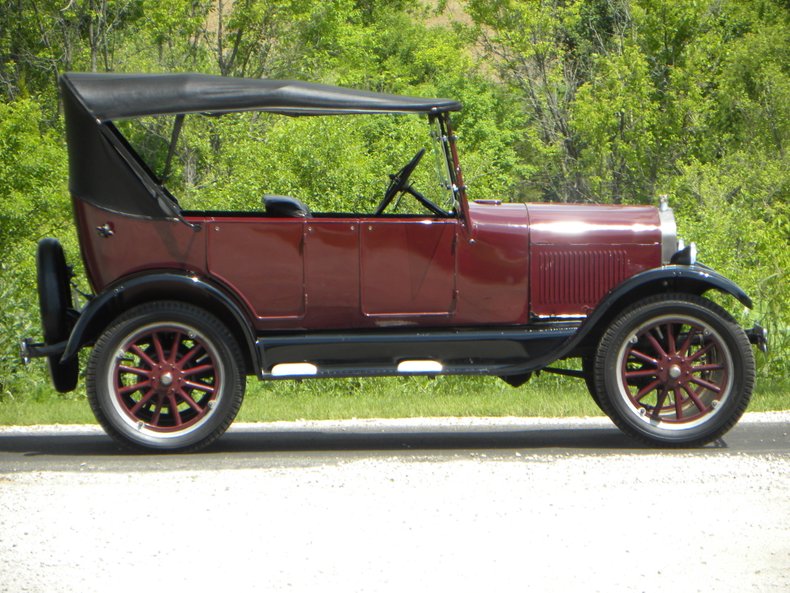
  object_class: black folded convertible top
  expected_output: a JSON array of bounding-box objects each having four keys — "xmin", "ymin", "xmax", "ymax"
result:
[
  {"xmin": 60, "ymin": 72, "xmax": 462, "ymax": 220},
  {"xmin": 61, "ymin": 72, "xmax": 462, "ymax": 121}
]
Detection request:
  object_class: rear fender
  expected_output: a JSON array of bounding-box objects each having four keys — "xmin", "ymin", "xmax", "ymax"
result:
[{"xmin": 61, "ymin": 272, "xmax": 259, "ymax": 374}]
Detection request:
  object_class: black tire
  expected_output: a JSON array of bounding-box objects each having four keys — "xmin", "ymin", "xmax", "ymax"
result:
[
  {"xmin": 581, "ymin": 355, "xmax": 607, "ymax": 415},
  {"xmin": 86, "ymin": 301, "xmax": 245, "ymax": 452},
  {"xmin": 594, "ymin": 293, "xmax": 754, "ymax": 447},
  {"xmin": 36, "ymin": 238, "xmax": 79, "ymax": 392}
]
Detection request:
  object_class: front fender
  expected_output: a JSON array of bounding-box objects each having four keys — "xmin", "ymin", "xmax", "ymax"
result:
[
  {"xmin": 567, "ymin": 264, "xmax": 752, "ymax": 354},
  {"xmin": 600, "ymin": 264, "xmax": 752, "ymax": 310},
  {"xmin": 61, "ymin": 272, "xmax": 259, "ymax": 373}
]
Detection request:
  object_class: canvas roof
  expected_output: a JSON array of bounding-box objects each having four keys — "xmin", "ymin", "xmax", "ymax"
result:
[{"xmin": 60, "ymin": 73, "xmax": 462, "ymax": 121}]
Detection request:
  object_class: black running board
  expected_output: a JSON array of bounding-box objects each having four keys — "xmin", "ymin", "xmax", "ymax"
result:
[{"xmin": 255, "ymin": 324, "xmax": 580, "ymax": 380}]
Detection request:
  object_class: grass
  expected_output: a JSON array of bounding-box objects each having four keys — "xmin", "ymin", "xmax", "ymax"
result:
[{"xmin": 0, "ymin": 373, "xmax": 786, "ymax": 426}]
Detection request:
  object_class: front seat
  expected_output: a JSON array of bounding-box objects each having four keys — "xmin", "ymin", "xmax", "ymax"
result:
[{"xmin": 263, "ymin": 195, "xmax": 312, "ymax": 218}]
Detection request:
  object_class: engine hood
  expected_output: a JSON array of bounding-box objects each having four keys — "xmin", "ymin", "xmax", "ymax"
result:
[
  {"xmin": 466, "ymin": 200, "xmax": 677, "ymax": 318},
  {"xmin": 468, "ymin": 200, "xmax": 676, "ymax": 260},
  {"xmin": 526, "ymin": 203, "xmax": 663, "ymax": 246}
]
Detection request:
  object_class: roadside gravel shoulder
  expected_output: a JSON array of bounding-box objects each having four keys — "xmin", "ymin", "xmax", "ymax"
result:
[{"xmin": 1, "ymin": 411, "xmax": 788, "ymax": 593}]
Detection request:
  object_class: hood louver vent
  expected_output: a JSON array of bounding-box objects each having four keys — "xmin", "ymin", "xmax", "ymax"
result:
[{"xmin": 537, "ymin": 249, "xmax": 628, "ymax": 308}]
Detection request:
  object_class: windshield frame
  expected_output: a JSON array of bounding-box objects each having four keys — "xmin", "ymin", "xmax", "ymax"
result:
[{"xmin": 429, "ymin": 113, "xmax": 469, "ymax": 222}]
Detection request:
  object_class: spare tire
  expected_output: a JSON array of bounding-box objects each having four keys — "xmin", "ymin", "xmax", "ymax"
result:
[{"xmin": 37, "ymin": 238, "xmax": 79, "ymax": 392}]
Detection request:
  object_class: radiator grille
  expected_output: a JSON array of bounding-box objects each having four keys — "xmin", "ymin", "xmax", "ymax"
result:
[{"xmin": 537, "ymin": 249, "xmax": 628, "ymax": 307}]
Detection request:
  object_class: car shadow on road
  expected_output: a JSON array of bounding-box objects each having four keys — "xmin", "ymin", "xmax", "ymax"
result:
[{"xmin": 0, "ymin": 425, "xmax": 729, "ymax": 457}]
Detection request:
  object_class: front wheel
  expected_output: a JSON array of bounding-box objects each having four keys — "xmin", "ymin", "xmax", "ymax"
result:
[
  {"xmin": 87, "ymin": 302, "xmax": 245, "ymax": 452},
  {"xmin": 594, "ymin": 294, "xmax": 754, "ymax": 446}
]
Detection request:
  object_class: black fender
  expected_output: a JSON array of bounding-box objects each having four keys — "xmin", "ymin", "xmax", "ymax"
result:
[
  {"xmin": 498, "ymin": 264, "xmax": 753, "ymax": 378},
  {"xmin": 569, "ymin": 264, "xmax": 752, "ymax": 353},
  {"xmin": 61, "ymin": 272, "xmax": 259, "ymax": 374}
]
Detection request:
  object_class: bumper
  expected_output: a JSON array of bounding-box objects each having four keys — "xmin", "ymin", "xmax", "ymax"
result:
[{"xmin": 19, "ymin": 338, "xmax": 67, "ymax": 365}]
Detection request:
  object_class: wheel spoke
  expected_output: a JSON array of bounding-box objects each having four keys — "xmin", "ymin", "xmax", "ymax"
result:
[
  {"xmin": 177, "ymin": 388, "xmax": 204, "ymax": 413},
  {"xmin": 184, "ymin": 380, "xmax": 215, "ymax": 394},
  {"xmin": 651, "ymin": 386, "xmax": 669, "ymax": 418},
  {"xmin": 645, "ymin": 332, "xmax": 668, "ymax": 358},
  {"xmin": 624, "ymin": 368, "xmax": 659, "ymax": 379},
  {"xmin": 682, "ymin": 384, "xmax": 708, "ymax": 414},
  {"xmin": 629, "ymin": 349, "xmax": 658, "ymax": 365},
  {"xmin": 169, "ymin": 332, "xmax": 182, "ymax": 363},
  {"xmin": 182, "ymin": 364, "xmax": 215, "ymax": 378},
  {"xmin": 151, "ymin": 394, "xmax": 165, "ymax": 426},
  {"xmin": 152, "ymin": 332, "xmax": 166, "ymax": 363},
  {"xmin": 167, "ymin": 393, "xmax": 183, "ymax": 426},
  {"xmin": 130, "ymin": 344, "xmax": 156, "ymax": 369},
  {"xmin": 176, "ymin": 344, "xmax": 203, "ymax": 370},
  {"xmin": 687, "ymin": 342, "xmax": 714, "ymax": 363},
  {"xmin": 673, "ymin": 387, "xmax": 683, "ymax": 419},
  {"xmin": 678, "ymin": 328, "xmax": 697, "ymax": 356},
  {"xmin": 690, "ymin": 376, "xmax": 722, "ymax": 394},
  {"xmin": 635, "ymin": 378, "xmax": 661, "ymax": 400},
  {"xmin": 690, "ymin": 364, "xmax": 725, "ymax": 373},
  {"xmin": 666, "ymin": 323, "xmax": 677, "ymax": 355},
  {"xmin": 118, "ymin": 365, "xmax": 150, "ymax": 378},
  {"xmin": 119, "ymin": 380, "xmax": 151, "ymax": 396},
  {"xmin": 130, "ymin": 389, "xmax": 158, "ymax": 414}
]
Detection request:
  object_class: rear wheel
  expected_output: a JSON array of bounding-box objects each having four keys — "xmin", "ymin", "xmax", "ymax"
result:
[
  {"xmin": 594, "ymin": 294, "xmax": 754, "ymax": 446},
  {"xmin": 87, "ymin": 301, "xmax": 245, "ymax": 452}
]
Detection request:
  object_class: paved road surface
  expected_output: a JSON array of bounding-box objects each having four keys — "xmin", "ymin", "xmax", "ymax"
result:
[{"xmin": 0, "ymin": 415, "xmax": 788, "ymax": 472}]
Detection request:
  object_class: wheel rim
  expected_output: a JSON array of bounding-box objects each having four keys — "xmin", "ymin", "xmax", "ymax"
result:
[
  {"xmin": 616, "ymin": 314, "xmax": 733, "ymax": 430},
  {"xmin": 108, "ymin": 322, "xmax": 224, "ymax": 438}
]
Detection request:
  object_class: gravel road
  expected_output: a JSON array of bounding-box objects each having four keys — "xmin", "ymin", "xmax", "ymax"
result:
[{"xmin": 1, "ymin": 413, "xmax": 788, "ymax": 593}]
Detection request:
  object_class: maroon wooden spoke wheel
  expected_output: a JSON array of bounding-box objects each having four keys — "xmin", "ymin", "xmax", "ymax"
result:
[
  {"xmin": 87, "ymin": 302, "xmax": 245, "ymax": 452},
  {"xmin": 594, "ymin": 294, "xmax": 754, "ymax": 446}
]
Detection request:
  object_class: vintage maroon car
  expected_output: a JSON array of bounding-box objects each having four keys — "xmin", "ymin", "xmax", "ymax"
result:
[{"xmin": 22, "ymin": 73, "xmax": 766, "ymax": 452}]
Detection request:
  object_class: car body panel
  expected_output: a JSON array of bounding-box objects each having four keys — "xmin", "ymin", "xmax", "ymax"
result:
[
  {"xmin": 207, "ymin": 218, "xmax": 306, "ymax": 321},
  {"xmin": 456, "ymin": 201, "xmax": 530, "ymax": 324},
  {"xmin": 303, "ymin": 219, "xmax": 360, "ymax": 329},
  {"xmin": 360, "ymin": 218, "xmax": 456, "ymax": 319},
  {"xmin": 76, "ymin": 195, "xmax": 675, "ymax": 332},
  {"xmin": 74, "ymin": 199, "xmax": 207, "ymax": 292}
]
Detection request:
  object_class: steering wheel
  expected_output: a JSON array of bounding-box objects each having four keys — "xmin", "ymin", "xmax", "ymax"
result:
[{"xmin": 374, "ymin": 148, "xmax": 428, "ymax": 215}]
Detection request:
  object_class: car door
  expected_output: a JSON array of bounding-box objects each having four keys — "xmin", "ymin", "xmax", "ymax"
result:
[
  {"xmin": 206, "ymin": 217, "xmax": 305, "ymax": 322},
  {"xmin": 359, "ymin": 217, "xmax": 457, "ymax": 319},
  {"xmin": 302, "ymin": 217, "xmax": 360, "ymax": 328}
]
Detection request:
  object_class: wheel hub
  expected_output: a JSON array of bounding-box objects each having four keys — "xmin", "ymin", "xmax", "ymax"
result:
[
  {"xmin": 657, "ymin": 355, "xmax": 692, "ymax": 385},
  {"xmin": 151, "ymin": 363, "xmax": 182, "ymax": 393},
  {"xmin": 668, "ymin": 364, "xmax": 682, "ymax": 380}
]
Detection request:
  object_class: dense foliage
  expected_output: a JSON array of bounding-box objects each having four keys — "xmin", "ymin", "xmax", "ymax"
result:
[{"xmin": 1, "ymin": 0, "xmax": 787, "ymax": 400}]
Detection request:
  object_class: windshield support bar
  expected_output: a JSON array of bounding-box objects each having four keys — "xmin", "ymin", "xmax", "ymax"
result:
[
  {"xmin": 432, "ymin": 113, "xmax": 469, "ymax": 224},
  {"xmin": 161, "ymin": 114, "xmax": 184, "ymax": 184}
]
